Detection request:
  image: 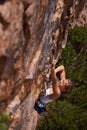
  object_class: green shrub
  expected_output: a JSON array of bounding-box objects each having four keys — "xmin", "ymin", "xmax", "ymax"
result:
[{"xmin": 0, "ymin": 113, "xmax": 11, "ymax": 130}]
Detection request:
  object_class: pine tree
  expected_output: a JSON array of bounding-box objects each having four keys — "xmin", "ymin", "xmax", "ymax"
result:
[{"xmin": 36, "ymin": 26, "xmax": 87, "ymax": 130}]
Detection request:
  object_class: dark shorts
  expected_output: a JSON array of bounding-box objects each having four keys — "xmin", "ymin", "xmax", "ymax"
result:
[{"xmin": 34, "ymin": 98, "xmax": 47, "ymax": 115}]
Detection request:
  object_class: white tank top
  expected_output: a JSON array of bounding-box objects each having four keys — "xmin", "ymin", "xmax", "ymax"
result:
[{"xmin": 39, "ymin": 82, "xmax": 52, "ymax": 104}]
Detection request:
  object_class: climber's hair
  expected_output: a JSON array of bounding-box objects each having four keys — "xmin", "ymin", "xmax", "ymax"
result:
[{"xmin": 64, "ymin": 79, "xmax": 73, "ymax": 93}]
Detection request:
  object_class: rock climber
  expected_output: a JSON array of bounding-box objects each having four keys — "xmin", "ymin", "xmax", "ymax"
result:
[{"xmin": 34, "ymin": 63, "xmax": 73, "ymax": 115}]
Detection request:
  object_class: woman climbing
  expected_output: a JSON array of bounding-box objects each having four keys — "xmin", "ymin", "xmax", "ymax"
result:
[{"xmin": 34, "ymin": 63, "xmax": 73, "ymax": 115}]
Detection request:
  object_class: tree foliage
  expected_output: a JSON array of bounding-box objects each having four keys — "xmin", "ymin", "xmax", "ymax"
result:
[
  {"xmin": 0, "ymin": 113, "xmax": 11, "ymax": 130},
  {"xmin": 36, "ymin": 26, "xmax": 87, "ymax": 130}
]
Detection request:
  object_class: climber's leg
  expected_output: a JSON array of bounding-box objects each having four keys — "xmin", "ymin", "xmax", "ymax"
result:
[{"xmin": 34, "ymin": 96, "xmax": 47, "ymax": 116}]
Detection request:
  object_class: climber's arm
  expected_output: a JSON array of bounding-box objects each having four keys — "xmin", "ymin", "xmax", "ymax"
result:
[
  {"xmin": 48, "ymin": 66, "xmax": 61, "ymax": 100},
  {"xmin": 55, "ymin": 65, "xmax": 66, "ymax": 80}
]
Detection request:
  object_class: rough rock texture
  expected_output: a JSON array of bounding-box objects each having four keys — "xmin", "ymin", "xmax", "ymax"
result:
[{"xmin": 0, "ymin": 0, "xmax": 87, "ymax": 130}]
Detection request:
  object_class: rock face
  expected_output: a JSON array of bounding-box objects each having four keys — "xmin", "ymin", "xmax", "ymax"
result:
[{"xmin": 0, "ymin": 0, "xmax": 87, "ymax": 130}]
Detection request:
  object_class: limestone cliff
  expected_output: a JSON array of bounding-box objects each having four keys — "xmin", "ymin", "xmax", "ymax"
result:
[{"xmin": 0, "ymin": 0, "xmax": 87, "ymax": 130}]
